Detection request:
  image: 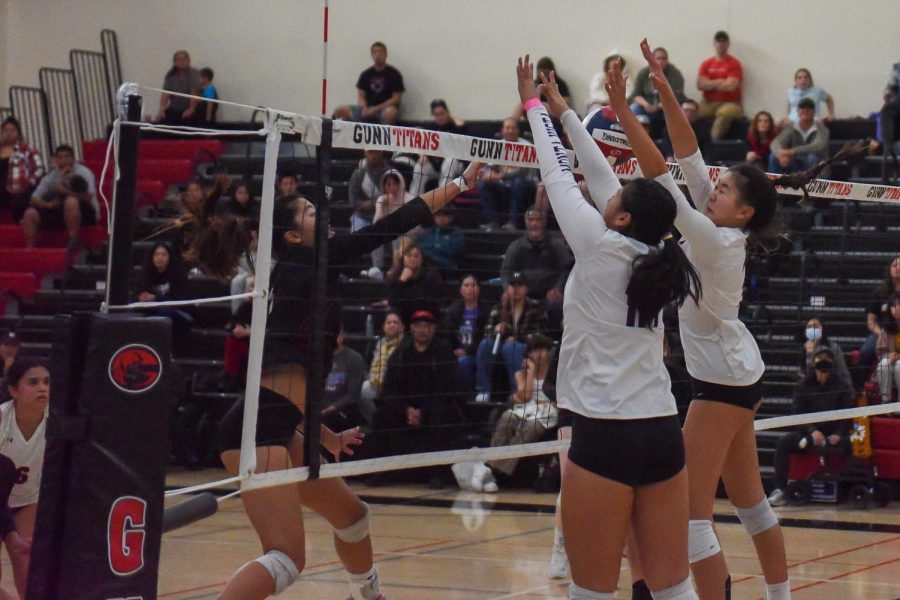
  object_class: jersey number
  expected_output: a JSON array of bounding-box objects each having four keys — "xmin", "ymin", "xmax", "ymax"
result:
[{"xmin": 14, "ymin": 467, "xmax": 29, "ymax": 485}]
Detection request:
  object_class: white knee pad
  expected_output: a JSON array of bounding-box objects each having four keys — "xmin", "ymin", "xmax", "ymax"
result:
[
  {"xmin": 334, "ymin": 503, "xmax": 371, "ymax": 543},
  {"xmin": 568, "ymin": 581, "xmax": 615, "ymax": 599},
  {"xmin": 734, "ymin": 497, "xmax": 778, "ymax": 537},
  {"xmin": 688, "ymin": 519, "xmax": 721, "ymax": 563},
  {"xmin": 651, "ymin": 576, "xmax": 698, "ymax": 600},
  {"xmin": 255, "ymin": 549, "xmax": 301, "ymax": 595}
]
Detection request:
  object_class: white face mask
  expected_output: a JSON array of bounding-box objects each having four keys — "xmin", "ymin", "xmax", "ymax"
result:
[{"xmin": 805, "ymin": 327, "xmax": 822, "ymax": 342}]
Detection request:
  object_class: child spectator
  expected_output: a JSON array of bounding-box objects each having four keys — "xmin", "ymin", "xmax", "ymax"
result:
[
  {"xmin": 199, "ymin": 67, "xmax": 218, "ymax": 124},
  {"xmin": 746, "ymin": 111, "xmax": 778, "ymax": 169}
]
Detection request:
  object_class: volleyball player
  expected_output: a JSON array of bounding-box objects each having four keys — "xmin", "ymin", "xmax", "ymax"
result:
[
  {"xmin": 0, "ymin": 357, "xmax": 49, "ymax": 598},
  {"xmin": 518, "ymin": 55, "xmax": 702, "ymax": 600},
  {"xmin": 187, "ymin": 161, "xmax": 482, "ymax": 600}
]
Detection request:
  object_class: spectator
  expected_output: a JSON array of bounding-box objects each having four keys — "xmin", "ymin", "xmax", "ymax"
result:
[
  {"xmin": 135, "ymin": 242, "xmax": 193, "ymax": 344},
  {"xmin": 442, "ymin": 275, "xmax": 488, "ymax": 390},
  {"xmin": 416, "ymin": 206, "xmax": 464, "ymax": 272},
  {"xmin": 0, "ymin": 333, "xmax": 20, "ymax": 389},
  {"xmin": 778, "ymin": 68, "xmax": 835, "ymax": 128},
  {"xmin": 332, "ymin": 41, "xmax": 404, "ymax": 125},
  {"xmin": 178, "ymin": 175, "xmax": 229, "ymax": 251},
  {"xmin": 876, "ymin": 59, "xmax": 900, "ymax": 182},
  {"xmin": 276, "ymin": 173, "xmax": 299, "ymax": 199},
  {"xmin": 587, "ymin": 54, "xmax": 632, "ymax": 112},
  {"xmin": 860, "ymin": 256, "xmax": 900, "ymax": 372},
  {"xmin": 0, "ymin": 117, "xmax": 45, "ymax": 222},
  {"xmin": 322, "ymin": 328, "xmax": 368, "ymax": 433},
  {"xmin": 218, "ymin": 276, "xmax": 253, "ymax": 392},
  {"xmin": 768, "ymin": 346, "xmax": 854, "ymax": 506},
  {"xmin": 385, "ymin": 242, "xmax": 442, "ymax": 323},
  {"xmin": 746, "ymin": 111, "xmax": 778, "ymax": 169},
  {"xmin": 768, "ymin": 97, "xmax": 829, "ymax": 174},
  {"xmin": 477, "ymin": 118, "xmax": 538, "ymax": 231},
  {"xmin": 629, "ymin": 47, "xmax": 686, "ymax": 136},
  {"xmin": 199, "ymin": 67, "xmax": 218, "ymax": 124},
  {"xmin": 875, "ymin": 293, "xmax": 900, "ymax": 402},
  {"xmin": 360, "ymin": 311, "xmax": 404, "ymax": 417},
  {"xmin": 373, "ymin": 169, "xmax": 414, "ymax": 223},
  {"xmin": 500, "ymin": 207, "xmax": 571, "ymax": 303},
  {"xmin": 348, "ymin": 150, "xmax": 390, "ymax": 232},
  {"xmin": 474, "ymin": 273, "xmax": 547, "ymax": 402},
  {"xmin": 800, "ymin": 317, "xmax": 852, "ymax": 390},
  {"xmin": 374, "ymin": 308, "xmax": 463, "ymax": 488},
  {"xmin": 485, "ymin": 333, "xmax": 558, "ymax": 485},
  {"xmin": 0, "ymin": 357, "xmax": 50, "ymax": 598},
  {"xmin": 156, "ymin": 50, "xmax": 201, "ymax": 125},
  {"xmin": 398, "ymin": 99, "xmax": 467, "ymax": 195},
  {"xmin": 21, "ymin": 144, "xmax": 97, "ymax": 249},
  {"xmin": 696, "ymin": 30, "xmax": 744, "ymax": 140},
  {"xmin": 217, "ymin": 181, "xmax": 256, "ymax": 219},
  {"xmin": 513, "ymin": 56, "xmax": 572, "ymax": 119}
]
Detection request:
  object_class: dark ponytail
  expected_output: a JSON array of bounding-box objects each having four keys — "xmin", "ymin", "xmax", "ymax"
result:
[{"xmin": 620, "ymin": 178, "xmax": 702, "ymax": 329}]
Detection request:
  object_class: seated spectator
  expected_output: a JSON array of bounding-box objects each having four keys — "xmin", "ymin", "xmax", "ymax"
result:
[
  {"xmin": 199, "ymin": 67, "xmax": 218, "ymax": 124},
  {"xmin": 768, "ymin": 346, "xmax": 854, "ymax": 506},
  {"xmin": 217, "ymin": 181, "xmax": 257, "ymax": 219},
  {"xmin": 876, "ymin": 59, "xmax": 899, "ymax": 177},
  {"xmin": 442, "ymin": 275, "xmax": 488, "ymax": 390},
  {"xmin": 778, "ymin": 68, "xmax": 834, "ymax": 128},
  {"xmin": 0, "ymin": 117, "xmax": 45, "ymax": 223},
  {"xmin": 501, "ymin": 207, "xmax": 571, "ymax": 303},
  {"xmin": 156, "ymin": 50, "xmax": 201, "ymax": 125},
  {"xmin": 322, "ymin": 328, "xmax": 368, "ymax": 433},
  {"xmin": 629, "ymin": 47, "xmax": 685, "ymax": 137},
  {"xmin": 587, "ymin": 53, "xmax": 633, "ymax": 112},
  {"xmin": 746, "ymin": 111, "xmax": 778, "ymax": 170},
  {"xmin": 416, "ymin": 206, "xmax": 464, "ymax": 272},
  {"xmin": 332, "ymin": 41, "xmax": 404, "ymax": 125},
  {"xmin": 178, "ymin": 175, "xmax": 229, "ymax": 250},
  {"xmin": 477, "ymin": 118, "xmax": 538, "ymax": 231},
  {"xmin": 135, "ymin": 242, "xmax": 193, "ymax": 343},
  {"xmin": 0, "ymin": 357, "xmax": 50, "ymax": 597},
  {"xmin": 696, "ymin": 30, "xmax": 744, "ymax": 141},
  {"xmin": 276, "ymin": 173, "xmax": 299, "ymax": 199},
  {"xmin": 0, "ymin": 333, "xmax": 20, "ymax": 390},
  {"xmin": 218, "ymin": 276, "xmax": 253, "ymax": 391},
  {"xmin": 485, "ymin": 334, "xmax": 558, "ymax": 485},
  {"xmin": 361, "ymin": 311, "xmax": 404, "ymax": 416},
  {"xmin": 801, "ymin": 317, "xmax": 852, "ymax": 389},
  {"xmin": 512, "ymin": 56, "xmax": 571, "ymax": 119},
  {"xmin": 861, "ymin": 256, "xmax": 900, "ymax": 372},
  {"xmin": 768, "ymin": 97, "xmax": 829, "ymax": 174},
  {"xmin": 348, "ymin": 150, "xmax": 390, "ymax": 232},
  {"xmin": 475, "ymin": 273, "xmax": 547, "ymax": 402},
  {"xmin": 875, "ymin": 293, "xmax": 900, "ymax": 402},
  {"xmin": 364, "ymin": 169, "xmax": 415, "ymax": 278},
  {"xmin": 372, "ymin": 308, "xmax": 462, "ymax": 488},
  {"xmin": 21, "ymin": 145, "xmax": 97, "ymax": 249},
  {"xmin": 395, "ymin": 99, "xmax": 466, "ymax": 195},
  {"xmin": 385, "ymin": 242, "xmax": 442, "ymax": 323}
]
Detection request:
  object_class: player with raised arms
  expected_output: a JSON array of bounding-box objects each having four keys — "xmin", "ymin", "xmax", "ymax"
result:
[
  {"xmin": 186, "ymin": 161, "xmax": 482, "ymax": 599},
  {"xmin": 518, "ymin": 55, "xmax": 702, "ymax": 600}
]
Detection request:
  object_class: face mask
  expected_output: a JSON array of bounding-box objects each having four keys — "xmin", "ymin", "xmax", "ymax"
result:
[
  {"xmin": 814, "ymin": 360, "xmax": 833, "ymax": 372},
  {"xmin": 805, "ymin": 327, "xmax": 822, "ymax": 342}
]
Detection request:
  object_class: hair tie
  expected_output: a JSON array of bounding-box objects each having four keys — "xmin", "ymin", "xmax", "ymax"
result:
[{"xmin": 663, "ymin": 232, "xmax": 674, "ymax": 241}]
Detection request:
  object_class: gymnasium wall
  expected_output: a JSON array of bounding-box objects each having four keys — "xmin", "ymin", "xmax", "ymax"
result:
[{"xmin": 1, "ymin": 0, "xmax": 898, "ymax": 124}]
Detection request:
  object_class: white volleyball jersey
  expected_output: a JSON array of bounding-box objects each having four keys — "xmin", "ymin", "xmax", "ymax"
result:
[
  {"xmin": 0, "ymin": 401, "xmax": 47, "ymax": 507},
  {"xmin": 655, "ymin": 150, "xmax": 765, "ymax": 386},
  {"xmin": 526, "ymin": 107, "xmax": 676, "ymax": 420}
]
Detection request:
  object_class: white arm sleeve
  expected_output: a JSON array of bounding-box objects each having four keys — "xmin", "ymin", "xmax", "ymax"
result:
[
  {"xmin": 526, "ymin": 105, "xmax": 606, "ymax": 259},
  {"xmin": 560, "ymin": 109, "xmax": 621, "ymax": 215},
  {"xmin": 676, "ymin": 149, "xmax": 713, "ymax": 213},
  {"xmin": 653, "ymin": 172, "xmax": 721, "ymax": 263}
]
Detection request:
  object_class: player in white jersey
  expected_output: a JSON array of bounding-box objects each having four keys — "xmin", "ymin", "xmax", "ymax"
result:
[
  {"xmin": 518, "ymin": 56, "xmax": 702, "ymax": 600},
  {"xmin": 0, "ymin": 357, "xmax": 49, "ymax": 598}
]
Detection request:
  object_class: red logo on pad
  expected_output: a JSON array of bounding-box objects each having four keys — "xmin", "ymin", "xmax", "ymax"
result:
[{"xmin": 108, "ymin": 345, "xmax": 162, "ymax": 394}]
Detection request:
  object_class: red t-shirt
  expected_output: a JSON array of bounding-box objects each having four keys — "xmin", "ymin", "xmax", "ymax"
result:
[{"xmin": 698, "ymin": 55, "xmax": 743, "ymax": 103}]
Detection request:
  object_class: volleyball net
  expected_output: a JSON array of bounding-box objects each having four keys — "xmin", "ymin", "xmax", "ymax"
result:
[{"xmin": 91, "ymin": 84, "xmax": 900, "ymax": 505}]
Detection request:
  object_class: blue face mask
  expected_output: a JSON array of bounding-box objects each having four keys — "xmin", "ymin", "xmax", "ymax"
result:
[{"xmin": 805, "ymin": 327, "xmax": 822, "ymax": 342}]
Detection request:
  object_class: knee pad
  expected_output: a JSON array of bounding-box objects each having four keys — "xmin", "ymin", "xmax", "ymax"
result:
[
  {"xmin": 734, "ymin": 497, "xmax": 778, "ymax": 536},
  {"xmin": 255, "ymin": 549, "xmax": 301, "ymax": 595},
  {"xmin": 334, "ymin": 503, "xmax": 370, "ymax": 543},
  {"xmin": 688, "ymin": 519, "xmax": 721, "ymax": 563},
  {"xmin": 651, "ymin": 576, "xmax": 697, "ymax": 600},
  {"xmin": 568, "ymin": 581, "xmax": 615, "ymax": 599}
]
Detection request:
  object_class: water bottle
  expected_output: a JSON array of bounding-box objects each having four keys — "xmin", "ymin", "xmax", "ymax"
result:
[{"xmin": 365, "ymin": 314, "xmax": 374, "ymax": 338}]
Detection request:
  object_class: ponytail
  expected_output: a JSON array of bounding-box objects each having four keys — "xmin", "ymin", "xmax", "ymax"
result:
[{"xmin": 627, "ymin": 237, "xmax": 702, "ymax": 329}]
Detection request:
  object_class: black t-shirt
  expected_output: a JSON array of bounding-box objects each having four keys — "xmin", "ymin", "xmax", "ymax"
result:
[{"xmin": 356, "ymin": 65, "xmax": 405, "ymax": 107}]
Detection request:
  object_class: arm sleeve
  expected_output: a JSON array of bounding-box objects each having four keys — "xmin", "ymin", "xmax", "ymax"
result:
[
  {"xmin": 527, "ymin": 106, "xmax": 607, "ymax": 260},
  {"xmin": 652, "ymin": 168, "xmax": 721, "ymax": 263},
  {"xmin": 558, "ymin": 109, "xmax": 621, "ymax": 216},
  {"xmin": 32, "ymin": 171, "xmax": 53, "ymax": 199},
  {"xmin": 770, "ymin": 127, "xmax": 789, "ymax": 153},
  {"xmin": 331, "ymin": 197, "xmax": 433, "ymax": 264}
]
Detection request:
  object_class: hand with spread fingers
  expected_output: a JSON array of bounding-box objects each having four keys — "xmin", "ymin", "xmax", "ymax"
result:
[{"xmin": 538, "ymin": 71, "xmax": 569, "ymax": 119}]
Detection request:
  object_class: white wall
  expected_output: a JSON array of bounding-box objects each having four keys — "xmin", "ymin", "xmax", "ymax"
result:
[{"xmin": 2, "ymin": 0, "xmax": 898, "ymax": 122}]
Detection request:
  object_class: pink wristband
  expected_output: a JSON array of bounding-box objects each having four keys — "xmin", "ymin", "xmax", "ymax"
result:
[{"xmin": 522, "ymin": 98, "xmax": 542, "ymax": 112}]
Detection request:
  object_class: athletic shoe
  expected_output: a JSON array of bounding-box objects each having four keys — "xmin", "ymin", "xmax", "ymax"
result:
[
  {"xmin": 471, "ymin": 462, "xmax": 498, "ymax": 493},
  {"xmin": 474, "ymin": 392, "xmax": 491, "ymax": 403},
  {"xmin": 768, "ymin": 488, "xmax": 787, "ymax": 507},
  {"xmin": 451, "ymin": 461, "xmax": 476, "ymax": 491},
  {"xmin": 548, "ymin": 541, "xmax": 569, "ymax": 579},
  {"xmin": 501, "ymin": 221, "xmax": 518, "ymax": 231}
]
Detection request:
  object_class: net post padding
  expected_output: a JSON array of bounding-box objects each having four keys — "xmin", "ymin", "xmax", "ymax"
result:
[{"xmin": 238, "ymin": 112, "xmax": 282, "ymax": 478}]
